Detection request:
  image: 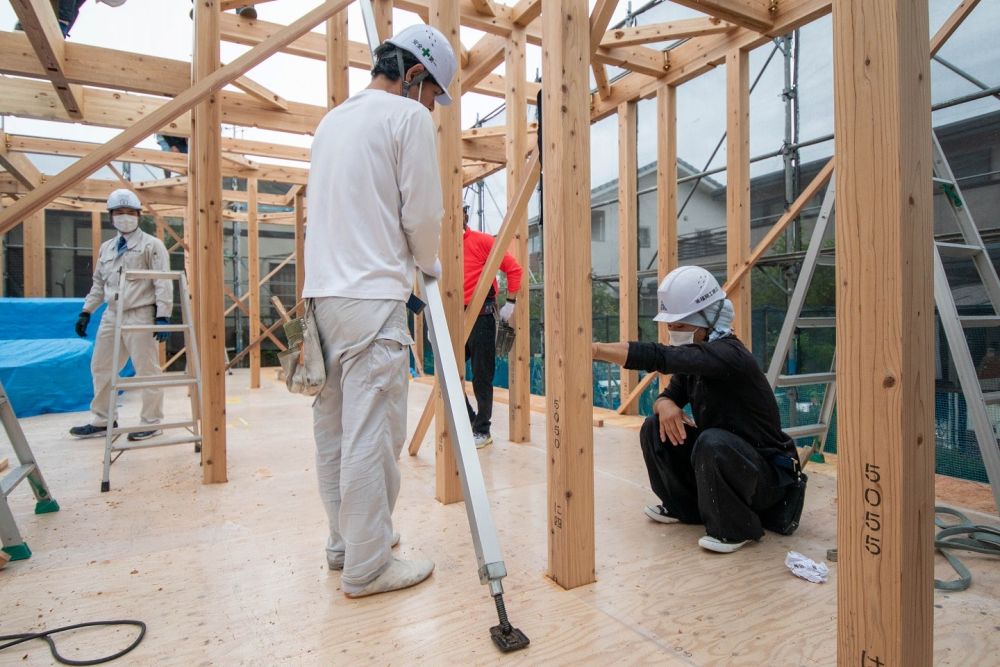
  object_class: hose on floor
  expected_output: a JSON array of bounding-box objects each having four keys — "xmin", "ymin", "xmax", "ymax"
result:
[
  {"xmin": 934, "ymin": 506, "xmax": 1000, "ymax": 591},
  {"xmin": 0, "ymin": 620, "xmax": 146, "ymax": 665}
]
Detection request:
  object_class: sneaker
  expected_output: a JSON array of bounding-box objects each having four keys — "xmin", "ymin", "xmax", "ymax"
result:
[
  {"xmin": 128, "ymin": 429, "xmax": 163, "ymax": 442},
  {"xmin": 328, "ymin": 531, "xmax": 400, "ymax": 571},
  {"xmin": 236, "ymin": 5, "xmax": 257, "ymax": 19},
  {"xmin": 69, "ymin": 422, "xmax": 117, "ymax": 439},
  {"xmin": 644, "ymin": 504, "xmax": 680, "ymax": 524},
  {"xmin": 343, "ymin": 557, "xmax": 434, "ymax": 598},
  {"xmin": 698, "ymin": 535, "xmax": 750, "ymax": 554},
  {"xmin": 473, "ymin": 433, "xmax": 493, "ymax": 449}
]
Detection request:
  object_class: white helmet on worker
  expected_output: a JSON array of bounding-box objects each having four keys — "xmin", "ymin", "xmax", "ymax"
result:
[
  {"xmin": 107, "ymin": 189, "xmax": 141, "ymax": 212},
  {"xmin": 385, "ymin": 24, "xmax": 457, "ymax": 106},
  {"xmin": 654, "ymin": 265, "xmax": 725, "ymax": 324},
  {"xmin": 96, "ymin": 0, "xmax": 128, "ymax": 6}
]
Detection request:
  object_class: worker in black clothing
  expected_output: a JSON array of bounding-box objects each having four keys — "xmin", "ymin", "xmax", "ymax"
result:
[{"xmin": 592, "ymin": 265, "xmax": 805, "ymax": 554}]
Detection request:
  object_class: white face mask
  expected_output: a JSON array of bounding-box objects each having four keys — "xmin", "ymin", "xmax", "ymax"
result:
[
  {"xmin": 669, "ymin": 330, "xmax": 696, "ymax": 346},
  {"xmin": 112, "ymin": 214, "xmax": 139, "ymax": 234}
]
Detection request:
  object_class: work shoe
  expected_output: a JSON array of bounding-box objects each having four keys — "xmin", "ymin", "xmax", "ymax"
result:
[
  {"xmin": 328, "ymin": 531, "xmax": 400, "ymax": 571},
  {"xmin": 128, "ymin": 429, "xmax": 163, "ymax": 442},
  {"xmin": 474, "ymin": 433, "xmax": 493, "ymax": 449},
  {"xmin": 236, "ymin": 5, "xmax": 258, "ymax": 19},
  {"xmin": 69, "ymin": 422, "xmax": 117, "ymax": 439},
  {"xmin": 644, "ymin": 504, "xmax": 680, "ymax": 524},
  {"xmin": 698, "ymin": 535, "xmax": 750, "ymax": 554},
  {"xmin": 343, "ymin": 557, "xmax": 434, "ymax": 598}
]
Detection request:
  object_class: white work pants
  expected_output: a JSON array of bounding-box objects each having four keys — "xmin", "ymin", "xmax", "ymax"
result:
[
  {"xmin": 312, "ymin": 297, "xmax": 412, "ymax": 590},
  {"xmin": 89, "ymin": 305, "xmax": 163, "ymax": 427}
]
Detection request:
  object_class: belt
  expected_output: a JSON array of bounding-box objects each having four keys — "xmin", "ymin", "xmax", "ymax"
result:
[{"xmin": 464, "ymin": 301, "xmax": 495, "ymax": 316}]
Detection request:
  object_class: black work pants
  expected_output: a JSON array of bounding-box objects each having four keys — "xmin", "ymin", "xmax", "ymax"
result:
[
  {"xmin": 464, "ymin": 311, "xmax": 496, "ymax": 435},
  {"xmin": 639, "ymin": 418, "xmax": 787, "ymax": 542}
]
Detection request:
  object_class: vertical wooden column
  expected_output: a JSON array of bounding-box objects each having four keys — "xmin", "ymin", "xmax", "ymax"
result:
[
  {"xmin": 326, "ymin": 9, "xmax": 349, "ymax": 109},
  {"xmin": 192, "ymin": 0, "xmax": 227, "ymax": 483},
  {"xmin": 91, "ymin": 210, "xmax": 102, "ymax": 261},
  {"xmin": 247, "ymin": 178, "xmax": 261, "ymax": 389},
  {"xmin": 431, "ymin": 0, "xmax": 463, "ymax": 505},
  {"xmin": 154, "ymin": 217, "xmax": 167, "ymax": 368},
  {"xmin": 506, "ymin": 26, "xmax": 530, "ymax": 443},
  {"xmin": 617, "ymin": 101, "xmax": 638, "ymax": 413},
  {"xmin": 656, "ymin": 84, "xmax": 678, "ymax": 348},
  {"xmin": 294, "ymin": 190, "xmax": 305, "ymax": 316},
  {"xmin": 22, "ymin": 210, "xmax": 45, "ymax": 297},
  {"xmin": 413, "ymin": 272, "xmax": 425, "ymax": 374},
  {"xmin": 542, "ymin": 0, "xmax": 595, "ymax": 590},
  {"xmin": 833, "ymin": 1, "xmax": 934, "ymax": 665},
  {"xmin": 725, "ymin": 49, "xmax": 751, "ymax": 347},
  {"xmin": 374, "ymin": 0, "xmax": 394, "ymax": 41}
]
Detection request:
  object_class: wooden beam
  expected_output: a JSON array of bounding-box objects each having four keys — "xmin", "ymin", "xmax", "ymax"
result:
[
  {"xmin": 834, "ymin": 0, "xmax": 934, "ymax": 663},
  {"xmin": 232, "ymin": 74, "xmax": 289, "ymax": 111},
  {"xmin": 326, "ymin": 9, "xmax": 350, "ymax": 109},
  {"xmin": 219, "ymin": 12, "xmax": 372, "ymax": 69},
  {"xmin": 589, "ymin": 0, "xmax": 619, "ymax": 49},
  {"xmin": 90, "ymin": 210, "xmax": 102, "ymax": 264},
  {"xmin": 248, "ymin": 178, "xmax": 261, "ymax": 389},
  {"xmin": 668, "ymin": 0, "xmax": 773, "ymax": 32},
  {"xmin": 506, "ymin": 25, "xmax": 531, "ymax": 444},
  {"xmin": 511, "ymin": 0, "xmax": 542, "ymax": 27},
  {"xmin": 656, "ymin": 83, "xmax": 678, "ymax": 341},
  {"xmin": 461, "ymin": 34, "xmax": 507, "ymax": 93},
  {"xmin": 432, "ymin": 0, "xmax": 464, "ymax": 506},
  {"xmin": 8, "ymin": 0, "xmax": 84, "ymax": 119},
  {"xmin": 0, "ymin": 141, "xmax": 43, "ymax": 189},
  {"xmin": 193, "ymin": 0, "xmax": 227, "ymax": 485},
  {"xmin": 930, "ymin": 0, "xmax": 981, "ymax": 57},
  {"xmin": 469, "ymin": 73, "xmax": 540, "ymax": 103},
  {"xmin": 470, "ymin": 0, "xmax": 498, "ymax": 17},
  {"xmin": 600, "ymin": 17, "xmax": 733, "ymax": 47},
  {"xmin": 592, "ymin": 63, "xmax": 612, "ymax": 99},
  {"xmin": 374, "ymin": 0, "xmax": 394, "ymax": 42},
  {"xmin": 395, "ymin": 0, "xmax": 543, "ymax": 45},
  {"xmin": 22, "ymin": 210, "xmax": 45, "ymax": 297},
  {"xmin": 593, "ymin": 45, "xmax": 669, "ymax": 78},
  {"xmin": 617, "ymin": 101, "xmax": 639, "ymax": 414},
  {"xmin": 294, "ymin": 191, "xmax": 305, "ymax": 316},
  {"xmin": 543, "ymin": 0, "xmax": 595, "ymax": 591},
  {"xmin": 0, "ymin": 0, "xmax": 354, "ymax": 234},
  {"xmin": 725, "ymin": 48, "xmax": 751, "ymax": 347}
]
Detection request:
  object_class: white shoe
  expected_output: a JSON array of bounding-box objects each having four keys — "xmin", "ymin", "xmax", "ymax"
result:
[
  {"xmin": 698, "ymin": 535, "xmax": 750, "ymax": 554},
  {"xmin": 343, "ymin": 557, "xmax": 434, "ymax": 598},
  {"xmin": 474, "ymin": 433, "xmax": 493, "ymax": 449},
  {"xmin": 644, "ymin": 504, "xmax": 680, "ymax": 524},
  {"xmin": 327, "ymin": 531, "xmax": 399, "ymax": 571}
]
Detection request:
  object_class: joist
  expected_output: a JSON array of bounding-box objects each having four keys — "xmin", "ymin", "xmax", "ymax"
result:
[
  {"xmin": 600, "ymin": 17, "xmax": 733, "ymax": 47},
  {"xmin": 668, "ymin": 0, "xmax": 773, "ymax": 32},
  {"xmin": 8, "ymin": 0, "xmax": 84, "ymax": 119},
  {"xmin": 232, "ymin": 74, "xmax": 289, "ymax": 111},
  {"xmin": 593, "ymin": 45, "xmax": 669, "ymax": 78}
]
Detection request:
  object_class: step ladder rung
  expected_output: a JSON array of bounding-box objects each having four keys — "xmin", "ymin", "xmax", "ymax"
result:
[
  {"xmin": 796, "ymin": 317, "xmax": 835, "ymax": 328},
  {"xmin": 110, "ymin": 434, "xmax": 203, "ymax": 452},
  {"xmin": 1, "ymin": 463, "xmax": 36, "ymax": 497},
  {"xmin": 119, "ymin": 324, "xmax": 189, "ymax": 333},
  {"xmin": 935, "ymin": 242, "xmax": 983, "ymax": 258},
  {"xmin": 115, "ymin": 373, "xmax": 197, "ymax": 390},
  {"xmin": 785, "ymin": 424, "xmax": 829, "ymax": 440},
  {"xmin": 123, "ymin": 270, "xmax": 182, "ymax": 281},
  {"xmin": 960, "ymin": 316, "xmax": 1000, "ymax": 328},
  {"xmin": 109, "ymin": 421, "xmax": 197, "ymax": 435},
  {"xmin": 776, "ymin": 372, "xmax": 836, "ymax": 387},
  {"xmin": 983, "ymin": 391, "xmax": 1000, "ymax": 405}
]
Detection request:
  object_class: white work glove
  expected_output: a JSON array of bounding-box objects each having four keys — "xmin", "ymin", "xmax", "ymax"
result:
[
  {"xmin": 499, "ymin": 301, "xmax": 516, "ymax": 323},
  {"xmin": 421, "ymin": 258, "xmax": 442, "ymax": 278}
]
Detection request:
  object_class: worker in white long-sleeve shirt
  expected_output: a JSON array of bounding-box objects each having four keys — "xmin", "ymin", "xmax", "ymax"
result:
[
  {"xmin": 304, "ymin": 24, "xmax": 456, "ymax": 598},
  {"xmin": 71, "ymin": 189, "xmax": 172, "ymax": 442}
]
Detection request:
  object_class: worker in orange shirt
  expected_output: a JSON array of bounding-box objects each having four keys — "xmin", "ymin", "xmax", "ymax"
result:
[{"xmin": 462, "ymin": 205, "xmax": 523, "ymax": 448}]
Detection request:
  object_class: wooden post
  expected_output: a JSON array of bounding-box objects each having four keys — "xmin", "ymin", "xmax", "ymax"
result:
[
  {"xmin": 656, "ymin": 84, "xmax": 678, "ymax": 348},
  {"xmin": 294, "ymin": 190, "xmax": 305, "ymax": 317},
  {"xmin": 154, "ymin": 215, "xmax": 167, "ymax": 368},
  {"xmin": 506, "ymin": 25, "xmax": 530, "ymax": 443},
  {"xmin": 22, "ymin": 210, "xmax": 45, "ymax": 297},
  {"xmin": 542, "ymin": 0, "xmax": 595, "ymax": 590},
  {"xmin": 193, "ymin": 0, "xmax": 227, "ymax": 484},
  {"xmin": 413, "ymin": 272, "xmax": 425, "ymax": 375},
  {"xmin": 431, "ymin": 0, "xmax": 463, "ymax": 505},
  {"xmin": 90, "ymin": 210, "xmax": 102, "ymax": 261},
  {"xmin": 325, "ymin": 9, "xmax": 349, "ymax": 109},
  {"xmin": 833, "ymin": 1, "xmax": 934, "ymax": 665},
  {"xmin": 247, "ymin": 178, "xmax": 261, "ymax": 389},
  {"xmin": 374, "ymin": 0, "xmax": 394, "ymax": 42},
  {"xmin": 726, "ymin": 48, "xmax": 751, "ymax": 347},
  {"xmin": 617, "ymin": 101, "xmax": 638, "ymax": 413}
]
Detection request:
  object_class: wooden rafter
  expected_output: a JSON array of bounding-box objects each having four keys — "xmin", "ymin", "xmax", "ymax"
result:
[
  {"xmin": 511, "ymin": 0, "xmax": 542, "ymax": 27},
  {"xmin": 668, "ymin": 0, "xmax": 773, "ymax": 32},
  {"xmin": 460, "ymin": 34, "xmax": 507, "ymax": 93},
  {"xmin": 8, "ymin": 0, "xmax": 84, "ymax": 119},
  {"xmin": 0, "ymin": 141, "xmax": 43, "ymax": 189},
  {"xmin": 600, "ymin": 17, "xmax": 733, "ymax": 47},
  {"xmin": 593, "ymin": 45, "xmax": 668, "ymax": 78},
  {"xmin": 232, "ymin": 74, "xmax": 289, "ymax": 110},
  {"xmin": 589, "ymin": 0, "xmax": 619, "ymax": 106},
  {"xmin": 930, "ymin": 0, "xmax": 981, "ymax": 57}
]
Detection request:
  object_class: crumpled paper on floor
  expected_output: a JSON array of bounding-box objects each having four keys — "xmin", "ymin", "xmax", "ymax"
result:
[{"xmin": 785, "ymin": 551, "xmax": 830, "ymax": 584}]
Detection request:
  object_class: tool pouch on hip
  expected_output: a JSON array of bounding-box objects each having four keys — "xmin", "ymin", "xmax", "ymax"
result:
[
  {"xmin": 278, "ymin": 299, "xmax": 326, "ymax": 396},
  {"xmin": 760, "ymin": 455, "xmax": 808, "ymax": 536}
]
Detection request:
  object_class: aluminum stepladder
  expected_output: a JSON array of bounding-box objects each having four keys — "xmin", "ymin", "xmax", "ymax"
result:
[
  {"xmin": 0, "ymin": 379, "xmax": 59, "ymax": 562},
  {"xmin": 417, "ymin": 273, "xmax": 529, "ymax": 652},
  {"xmin": 101, "ymin": 269, "xmax": 202, "ymax": 492},
  {"xmin": 766, "ymin": 134, "xmax": 1000, "ymax": 512}
]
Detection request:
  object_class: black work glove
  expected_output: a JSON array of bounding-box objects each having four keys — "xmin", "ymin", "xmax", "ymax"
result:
[
  {"xmin": 154, "ymin": 317, "xmax": 170, "ymax": 343},
  {"xmin": 75, "ymin": 311, "xmax": 91, "ymax": 338}
]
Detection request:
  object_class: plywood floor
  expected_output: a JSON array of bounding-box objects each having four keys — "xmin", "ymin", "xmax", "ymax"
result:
[{"xmin": 2, "ymin": 369, "xmax": 999, "ymax": 666}]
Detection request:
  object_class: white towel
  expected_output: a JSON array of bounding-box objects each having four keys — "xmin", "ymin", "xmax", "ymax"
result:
[{"xmin": 785, "ymin": 551, "xmax": 830, "ymax": 583}]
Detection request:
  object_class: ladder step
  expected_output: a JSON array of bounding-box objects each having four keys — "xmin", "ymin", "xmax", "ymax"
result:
[
  {"xmin": 983, "ymin": 391, "xmax": 1000, "ymax": 405},
  {"xmin": 1, "ymin": 463, "xmax": 36, "ymax": 497},
  {"xmin": 960, "ymin": 316, "xmax": 1000, "ymax": 328},
  {"xmin": 776, "ymin": 372, "xmax": 836, "ymax": 387},
  {"xmin": 123, "ymin": 270, "xmax": 181, "ymax": 281},
  {"xmin": 796, "ymin": 317, "xmax": 835, "ymax": 328},
  {"xmin": 109, "ymin": 420, "xmax": 197, "ymax": 435},
  {"xmin": 119, "ymin": 324, "xmax": 189, "ymax": 332},
  {"xmin": 116, "ymin": 372, "xmax": 197, "ymax": 389},
  {"xmin": 935, "ymin": 242, "xmax": 983, "ymax": 258},
  {"xmin": 785, "ymin": 424, "xmax": 829, "ymax": 440},
  {"xmin": 110, "ymin": 434, "xmax": 203, "ymax": 452}
]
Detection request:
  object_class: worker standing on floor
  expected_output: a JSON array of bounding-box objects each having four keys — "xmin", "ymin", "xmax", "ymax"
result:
[
  {"xmin": 462, "ymin": 205, "xmax": 522, "ymax": 448},
  {"xmin": 304, "ymin": 25, "xmax": 456, "ymax": 598},
  {"xmin": 70, "ymin": 189, "xmax": 171, "ymax": 442},
  {"xmin": 592, "ymin": 266, "xmax": 805, "ymax": 554}
]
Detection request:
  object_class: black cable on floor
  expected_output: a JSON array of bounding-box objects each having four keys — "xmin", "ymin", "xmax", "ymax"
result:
[{"xmin": 0, "ymin": 620, "xmax": 146, "ymax": 666}]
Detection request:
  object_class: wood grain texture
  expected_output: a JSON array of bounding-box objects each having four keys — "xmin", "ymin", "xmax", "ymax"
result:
[
  {"xmin": 725, "ymin": 48, "xmax": 751, "ymax": 347},
  {"xmin": 247, "ymin": 178, "xmax": 261, "ymax": 389},
  {"xmin": 22, "ymin": 210, "xmax": 45, "ymax": 297},
  {"xmin": 618, "ymin": 101, "xmax": 639, "ymax": 414},
  {"xmin": 657, "ymin": 83, "xmax": 678, "ymax": 348}
]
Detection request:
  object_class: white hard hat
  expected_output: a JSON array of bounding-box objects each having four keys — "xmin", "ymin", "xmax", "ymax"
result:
[
  {"xmin": 107, "ymin": 188, "xmax": 141, "ymax": 211},
  {"xmin": 96, "ymin": 0, "xmax": 127, "ymax": 6},
  {"xmin": 653, "ymin": 266, "xmax": 725, "ymax": 323},
  {"xmin": 385, "ymin": 24, "xmax": 457, "ymax": 106}
]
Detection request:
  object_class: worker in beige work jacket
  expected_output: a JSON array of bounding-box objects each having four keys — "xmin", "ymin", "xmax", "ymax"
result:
[{"xmin": 70, "ymin": 189, "xmax": 172, "ymax": 442}]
